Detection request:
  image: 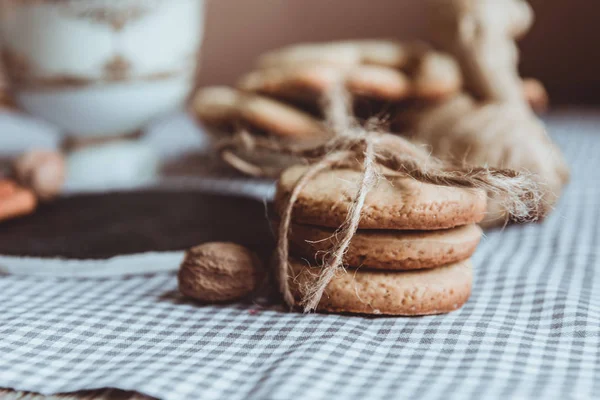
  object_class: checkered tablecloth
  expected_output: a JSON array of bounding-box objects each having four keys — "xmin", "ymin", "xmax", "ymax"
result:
[{"xmin": 1, "ymin": 112, "xmax": 599, "ymax": 400}]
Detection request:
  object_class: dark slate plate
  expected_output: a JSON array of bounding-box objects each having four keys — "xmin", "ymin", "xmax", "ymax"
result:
[{"xmin": 0, "ymin": 191, "xmax": 275, "ymax": 260}]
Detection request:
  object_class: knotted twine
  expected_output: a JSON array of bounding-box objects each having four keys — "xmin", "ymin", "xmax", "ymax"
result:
[{"xmin": 217, "ymin": 85, "xmax": 545, "ymax": 313}]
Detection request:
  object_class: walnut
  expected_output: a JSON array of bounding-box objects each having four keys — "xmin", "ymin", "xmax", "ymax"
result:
[
  {"xmin": 14, "ymin": 150, "xmax": 65, "ymax": 201},
  {"xmin": 178, "ymin": 242, "xmax": 264, "ymax": 303}
]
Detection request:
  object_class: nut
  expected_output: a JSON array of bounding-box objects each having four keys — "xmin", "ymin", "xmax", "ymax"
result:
[
  {"xmin": 0, "ymin": 179, "xmax": 37, "ymax": 222},
  {"xmin": 178, "ymin": 242, "xmax": 264, "ymax": 303},
  {"xmin": 14, "ymin": 150, "xmax": 66, "ymax": 201},
  {"xmin": 522, "ymin": 78, "xmax": 549, "ymax": 114}
]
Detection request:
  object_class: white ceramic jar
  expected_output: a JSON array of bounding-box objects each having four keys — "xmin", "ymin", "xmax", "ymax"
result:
[{"xmin": 0, "ymin": 0, "xmax": 204, "ymax": 139}]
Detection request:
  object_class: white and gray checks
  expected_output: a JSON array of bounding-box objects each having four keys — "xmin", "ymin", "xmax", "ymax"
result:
[{"xmin": 1, "ymin": 113, "xmax": 599, "ymax": 400}]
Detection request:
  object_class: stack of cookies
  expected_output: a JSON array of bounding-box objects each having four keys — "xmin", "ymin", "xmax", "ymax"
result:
[
  {"xmin": 192, "ymin": 86, "xmax": 329, "ymax": 177},
  {"xmin": 239, "ymin": 40, "xmax": 462, "ymax": 109},
  {"xmin": 274, "ymin": 165, "xmax": 486, "ymax": 316},
  {"xmin": 192, "ymin": 40, "xmax": 463, "ymax": 177},
  {"xmin": 192, "ymin": 39, "xmax": 547, "ymax": 178}
]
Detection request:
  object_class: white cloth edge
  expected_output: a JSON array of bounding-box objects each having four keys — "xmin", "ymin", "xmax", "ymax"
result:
[
  {"xmin": 62, "ymin": 176, "xmax": 276, "ymax": 200},
  {"xmin": 0, "ymin": 251, "xmax": 184, "ymax": 277},
  {"xmin": 0, "ymin": 177, "xmax": 274, "ymax": 278}
]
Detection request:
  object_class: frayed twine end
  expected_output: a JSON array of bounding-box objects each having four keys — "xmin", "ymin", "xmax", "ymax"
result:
[{"xmin": 221, "ymin": 84, "xmax": 548, "ymax": 312}]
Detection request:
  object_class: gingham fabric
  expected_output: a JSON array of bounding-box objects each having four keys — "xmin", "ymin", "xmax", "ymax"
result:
[{"xmin": 1, "ymin": 113, "xmax": 600, "ymax": 400}]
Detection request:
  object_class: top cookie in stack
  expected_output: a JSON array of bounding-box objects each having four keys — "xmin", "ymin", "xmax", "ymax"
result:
[
  {"xmin": 240, "ymin": 40, "xmax": 462, "ymax": 107},
  {"xmin": 194, "ymin": 40, "xmax": 463, "ymax": 133},
  {"xmin": 274, "ymin": 165, "xmax": 486, "ymax": 316}
]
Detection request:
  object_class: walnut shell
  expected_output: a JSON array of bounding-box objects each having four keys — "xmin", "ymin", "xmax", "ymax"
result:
[
  {"xmin": 178, "ymin": 242, "xmax": 264, "ymax": 303},
  {"xmin": 14, "ymin": 150, "xmax": 65, "ymax": 201}
]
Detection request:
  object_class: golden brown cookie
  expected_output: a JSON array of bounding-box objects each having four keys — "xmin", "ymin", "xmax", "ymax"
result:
[
  {"xmin": 288, "ymin": 257, "xmax": 473, "ymax": 315},
  {"xmin": 275, "ymin": 166, "xmax": 487, "ymax": 230},
  {"xmin": 242, "ymin": 40, "xmax": 461, "ymax": 104},
  {"xmin": 282, "ymin": 222, "xmax": 482, "ymax": 270},
  {"xmin": 239, "ymin": 64, "xmax": 413, "ymax": 103},
  {"xmin": 191, "ymin": 86, "xmax": 326, "ymax": 140},
  {"xmin": 257, "ymin": 40, "xmax": 421, "ymax": 69}
]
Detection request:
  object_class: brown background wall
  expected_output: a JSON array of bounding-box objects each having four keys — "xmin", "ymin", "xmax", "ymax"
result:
[{"xmin": 198, "ymin": 0, "xmax": 600, "ymax": 104}]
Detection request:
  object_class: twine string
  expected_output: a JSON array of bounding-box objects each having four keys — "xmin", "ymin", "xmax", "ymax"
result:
[{"xmin": 216, "ymin": 86, "xmax": 546, "ymax": 312}]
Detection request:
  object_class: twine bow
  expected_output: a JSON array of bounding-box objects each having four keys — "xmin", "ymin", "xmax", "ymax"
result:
[{"xmin": 217, "ymin": 85, "xmax": 545, "ymax": 312}]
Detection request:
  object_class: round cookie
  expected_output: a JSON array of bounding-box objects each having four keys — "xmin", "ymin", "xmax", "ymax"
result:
[
  {"xmin": 275, "ymin": 166, "xmax": 487, "ymax": 230},
  {"xmin": 288, "ymin": 258, "xmax": 473, "ymax": 315},
  {"xmin": 242, "ymin": 42, "xmax": 461, "ymax": 104},
  {"xmin": 192, "ymin": 86, "xmax": 326, "ymax": 140},
  {"xmin": 257, "ymin": 40, "xmax": 413, "ymax": 69},
  {"xmin": 282, "ymin": 222, "xmax": 482, "ymax": 270},
  {"xmin": 239, "ymin": 64, "xmax": 413, "ymax": 104}
]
